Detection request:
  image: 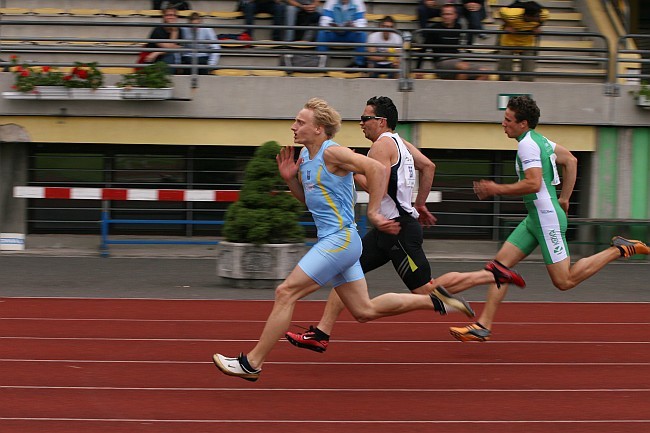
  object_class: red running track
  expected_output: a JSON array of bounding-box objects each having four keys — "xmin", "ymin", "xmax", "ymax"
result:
[{"xmin": 1, "ymin": 298, "xmax": 649, "ymax": 433}]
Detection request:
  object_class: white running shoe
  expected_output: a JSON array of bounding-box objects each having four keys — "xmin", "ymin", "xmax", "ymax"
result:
[{"xmin": 212, "ymin": 353, "xmax": 261, "ymax": 382}]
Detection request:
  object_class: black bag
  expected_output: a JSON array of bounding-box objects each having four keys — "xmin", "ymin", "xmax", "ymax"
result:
[
  {"xmin": 280, "ymin": 54, "xmax": 327, "ymax": 72},
  {"xmin": 167, "ymin": 1, "xmax": 191, "ymax": 10}
]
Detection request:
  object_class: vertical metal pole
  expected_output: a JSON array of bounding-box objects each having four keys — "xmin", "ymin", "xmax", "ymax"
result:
[{"xmin": 100, "ymin": 200, "xmax": 109, "ymax": 258}]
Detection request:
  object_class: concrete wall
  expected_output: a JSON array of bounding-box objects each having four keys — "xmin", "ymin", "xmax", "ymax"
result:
[
  {"xmin": 1, "ymin": 74, "xmax": 649, "ymax": 131},
  {"xmin": 0, "ymin": 125, "xmax": 30, "ymax": 235}
]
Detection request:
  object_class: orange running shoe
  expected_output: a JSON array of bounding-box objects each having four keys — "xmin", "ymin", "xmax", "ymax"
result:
[
  {"xmin": 449, "ymin": 322, "xmax": 491, "ymax": 342},
  {"xmin": 611, "ymin": 236, "xmax": 650, "ymax": 258}
]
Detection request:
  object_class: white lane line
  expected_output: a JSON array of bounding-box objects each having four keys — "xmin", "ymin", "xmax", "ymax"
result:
[
  {"xmin": 1, "ymin": 417, "xmax": 649, "ymax": 424},
  {"xmin": 2, "ymin": 359, "xmax": 650, "ymax": 366},
  {"xmin": 1, "ymin": 336, "xmax": 649, "ymax": 344},
  {"xmin": 3, "ymin": 297, "xmax": 650, "ymax": 303},
  {"xmin": 2, "ymin": 318, "xmax": 650, "ymax": 325},
  {"xmin": 2, "ymin": 385, "xmax": 650, "ymax": 392}
]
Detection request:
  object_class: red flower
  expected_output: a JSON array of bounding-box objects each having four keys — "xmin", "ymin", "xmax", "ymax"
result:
[
  {"xmin": 20, "ymin": 70, "xmax": 29, "ymax": 77},
  {"xmin": 42, "ymin": 66, "xmax": 51, "ymax": 72},
  {"xmin": 15, "ymin": 65, "xmax": 23, "ymax": 72},
  {"xmin": 63, "ymin": 75, "xmax": 72, "ymax": 81},
  {"xmin": 10, "ymin": 55, "xmax": 17, "ymax": 60},
  {"xmin": 77, "ymin": 69, "xmax": 88, "ymax": 79}
]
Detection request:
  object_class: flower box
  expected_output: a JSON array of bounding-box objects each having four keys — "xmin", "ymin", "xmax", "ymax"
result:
[
  {"xmin": 120, "ymin": 87, "xmax": 173, "ymax": 100},
  {"xmin": 35, "ymin": 86, "xmax": 69, "ymax": 99},
  {"xmin": 3, "ymin": 86, "xmax": 69, "ymax": 100},
  {"xmin": 70, "ymin": 87, "xmax": 122, "ymax": 100},
  {"xmin": 637, "ymin": 94, "xmax": 650, "ymax": 109},
  {"xmin": 3, "ymin": 86, "xmax": 172, "ymax": 101}
]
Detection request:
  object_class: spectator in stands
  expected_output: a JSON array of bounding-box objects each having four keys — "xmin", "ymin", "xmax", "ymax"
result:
[
  {"xmin": 142, "ymin": 7, "xmax": 182, "ymax": 70},
  {"xmin": 285, "ymin": 0, "xmax": 321, "ymax": 42},
  {"xmin": 240, "ymin": 0, "xmax": 287, "ymax": 41},
  {"xmin": 458, "ymin": 0, "xmax": 487, "ymax": 44},
  {"xmin": 153, "ymin": 1, "xmax": 191, "ymax": 10},
  {"xmin": 419, "ymin": 3, "xmax": 488, "ymax": 80},
  {"xmin": 316, "ymin": 0, "xmax": 368, "ymax": 68},
  {"xmin": 366, "ymin": 15, "xmax": 402, "ymax": 78},
  {"xmin": 181, "ymin": 12, "xmax": 221, "ymax": 74},
  {"xmin": 498, "ymin": 0, "xmax": 548, "ymax": 81},
  {"xmin": 417, "ymin": 0, "xmax": 440, "ymax": 30}
]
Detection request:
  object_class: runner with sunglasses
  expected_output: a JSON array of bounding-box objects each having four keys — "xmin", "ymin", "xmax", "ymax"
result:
[{"xmin": 285, "ymin": 96, "xmax": 523, "ymax": 353}]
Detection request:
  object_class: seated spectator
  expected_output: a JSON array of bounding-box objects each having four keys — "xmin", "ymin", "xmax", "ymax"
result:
[
  {"xmin": 181, "ymin": 12, "xmax": 221, "ymax": 74},
  {"xmin": 153, "ymin": 1, "xmax": 191, "ymax": 10},
  {"xmin": 316, "ymin": 0, "xmax": 367, "ymax": 68},
  {"xmin": 458, "ymin": 1, "xmax": 487, "ymax": 44},
  {"xmin": 285, "ymin": 0, "xmax": 321, "ymax": 42},
  {"xmin": 417, "ymin": 0, "xmax": 440, "ymax": 30},
  {"xmin": 240, "ymin": 0, "xmax": 287, "ymax": 41},
  {"xmin": 498, "ymin": 0, "xmax": 548, "ymax": 81},
  {"xmin": 142, "ymin": 7, "xmax": 182, "ymax": 70},
  {"xmin": 419, "ymin": 3, "xmax": 488, "ymax": 80},
  {"xmin": 366, "ymin": 16, "xmax": 402, "ymax": 78}
]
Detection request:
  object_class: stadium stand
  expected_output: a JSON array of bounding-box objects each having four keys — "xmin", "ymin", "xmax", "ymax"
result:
[{"xmin": 0, "ymin": 0, "xmax": 633, "ymax": 82}]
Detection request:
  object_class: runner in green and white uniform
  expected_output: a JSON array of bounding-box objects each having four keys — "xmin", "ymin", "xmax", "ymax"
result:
[
  {"xmin": 445, "ymin": 95, "xmax": 650, "ymax": 342},
  {"xmin": 507, "ymin": 129, "xmax": 568, "ymax": 265}
]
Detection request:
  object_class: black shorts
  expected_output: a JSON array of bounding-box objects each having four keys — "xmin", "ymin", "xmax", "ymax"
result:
[{"xmin": 360, "ymin": 215, "xmax": 432, "ymax": 291}]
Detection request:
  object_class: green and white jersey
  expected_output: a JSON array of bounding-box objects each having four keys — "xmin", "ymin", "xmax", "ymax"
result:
[
  {"xmin": 515, "ymin": 129, "xmax": 560, "ymax": 203},
  {"xmin": 508, "ymin": 129, "xmax": 568, "ymax": 264}
]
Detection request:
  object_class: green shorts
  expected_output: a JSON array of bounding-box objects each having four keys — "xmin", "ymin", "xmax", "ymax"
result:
[{"xmin": 506, "ymin": 198, "xmax": 569, "ymax": 265}]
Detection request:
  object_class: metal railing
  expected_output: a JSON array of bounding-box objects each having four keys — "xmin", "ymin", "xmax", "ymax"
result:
[
  {"xmin": 615, "ymin": 34, "xmax": 650, "ymax": 82},
  {"xmin": 411, "ymin": 28, "xmax": 610, "ymax": 82},
  {"xmin": 0, "ymin": 18, "xmax": 618, "ymax": 87}
]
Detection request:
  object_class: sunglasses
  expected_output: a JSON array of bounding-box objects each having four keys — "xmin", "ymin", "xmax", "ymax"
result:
[{"xmin": 360, "ymin": 115, "xmax": 385, "ymax": 122}]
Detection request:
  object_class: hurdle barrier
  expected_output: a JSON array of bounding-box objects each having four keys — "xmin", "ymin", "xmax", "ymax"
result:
[{"xmin": 12, "ymin": 186, "xmax": 441, "ymax": 257}]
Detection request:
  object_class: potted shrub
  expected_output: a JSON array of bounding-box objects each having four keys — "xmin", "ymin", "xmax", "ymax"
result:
[
  {"xmin": 217, "ymin": 140, "xmax": 306, "ymax": 288},
  {"xmin": 634, "ymin": 81, "xmax": 650, "ymax": 109},
  {"xmin": 117, "ymin": 62, "xmax": 173, "ymax": 100}
]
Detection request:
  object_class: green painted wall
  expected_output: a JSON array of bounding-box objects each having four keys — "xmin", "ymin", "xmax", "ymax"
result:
[
  {"xmin": 631, "ymin": 128, "xmax": 650, "ymax": 242},
  {"xmin": 597, "ymin": 127, "xmax": 618, "ymax": 218}
]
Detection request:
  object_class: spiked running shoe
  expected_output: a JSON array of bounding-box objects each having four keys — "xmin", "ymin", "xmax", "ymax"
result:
[
  {"xmin": 485, "ymin": 260, "xmax": 526, "ymax": 289},
  {"xmin": 430, "ymin": 286, "xmax": 475, "ymax": 318},
  {"xmin": 449, "ymin": 322, "xmax": 492, "ymax": 342},
  {"xmin": 212, "ymin": 353, "xmax": 261, "ymax": 382},
  {"xmin": 611, "ymin": 236, "xmax": 650, "ymax": 258},
  {"xmin": 285, "ymin": 326, "xmax": 329, "ymax": 353}
]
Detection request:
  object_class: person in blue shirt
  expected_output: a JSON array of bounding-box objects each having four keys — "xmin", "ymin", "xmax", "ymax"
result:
[
  {"xmin": 180, "ymin": 13, "xmax": 221, "ymax": 74},
  {"xmin": 212, "ymin": 98, "xmax": 474, "ymax": 381},
  {"xmin": 316, "ymin": 0, "xmax": 368, "ymax": 67}
]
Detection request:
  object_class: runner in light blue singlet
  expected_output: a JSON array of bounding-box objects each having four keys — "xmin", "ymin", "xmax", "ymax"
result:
[
  {"xmin": 212, "ymin": 97, "xmax": 476, "ymax": 382},
  {"xmin": 297, "ymin": 139, "xmax": 365, "ymax": 287}
]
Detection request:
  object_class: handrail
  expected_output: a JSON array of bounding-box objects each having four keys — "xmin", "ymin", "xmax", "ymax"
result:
[
  {"xmin": 0, "ymin": 18, "xmax": 616, "ymax": 85},
  {"xmin": 411, "ymin": 28, "xmax": 610, "ymax": 81},
  {"xmin": 615, "ymin": 34, "xmax": 650, "ymax": 82}
]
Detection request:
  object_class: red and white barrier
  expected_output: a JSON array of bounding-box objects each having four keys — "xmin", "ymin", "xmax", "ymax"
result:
[
  {"xmin": 13, "ymin": 186, "xmax": 240, "ymax": 202},
  {"xmin": 14, "ymin": 186, "xmax": 441, "ymax": 204}
]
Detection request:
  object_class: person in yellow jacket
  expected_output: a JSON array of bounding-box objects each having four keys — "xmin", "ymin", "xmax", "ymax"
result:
[{"xmin": 498, "ymin": 1, "xmax": 549, "ymax": 81}]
